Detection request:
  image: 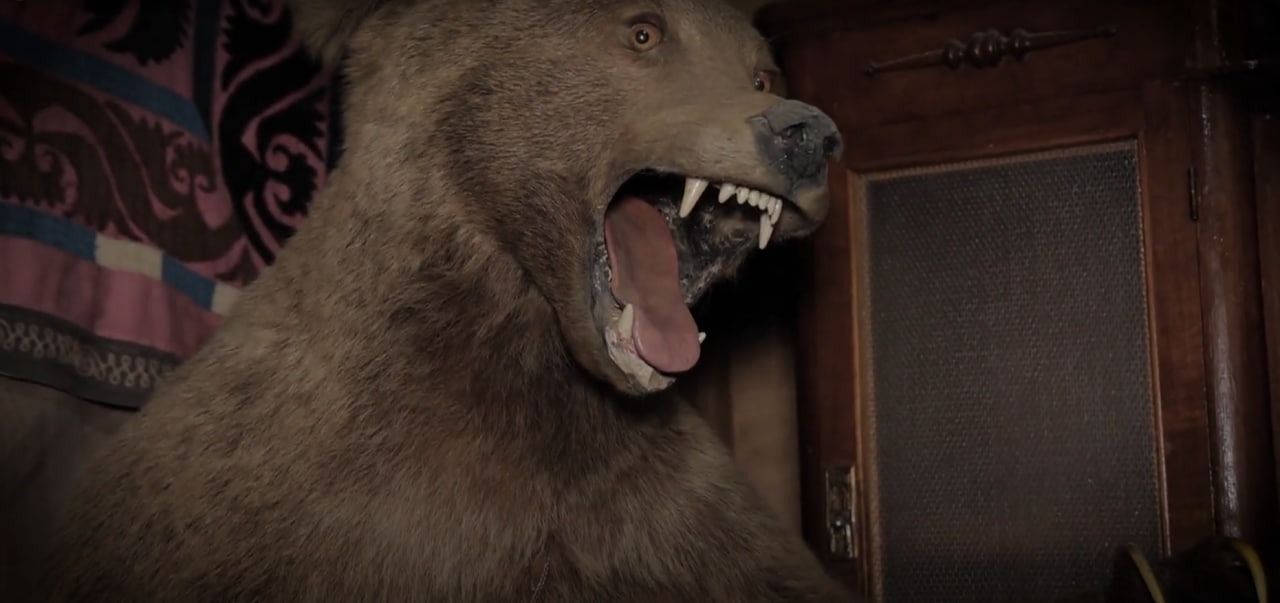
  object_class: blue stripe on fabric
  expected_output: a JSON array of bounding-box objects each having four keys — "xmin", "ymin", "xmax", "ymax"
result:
[
  {"xmin": 0, "ymin": 203, "xmax": 97, "ymax": 261},
  {"xmin": 0, "ymin": 203, "xmax": 228, "ymax": 311},
  {"xmin": 0, "ymin": 19, "xmax": 210, "ymax": 141},
  {"xmin": 160, "ymin": 255, "xmax": 215, "ymax": 308}
]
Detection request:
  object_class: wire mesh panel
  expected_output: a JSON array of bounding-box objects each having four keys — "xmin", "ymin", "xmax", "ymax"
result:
[{"xmin": 860, "ymin": 141, "xmax": 1161, "ymax": 603}]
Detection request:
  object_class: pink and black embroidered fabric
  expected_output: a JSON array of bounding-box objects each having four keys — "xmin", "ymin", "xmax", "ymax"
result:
[{"xmin": 0, "ymin": 0, "xmax": 341, "ymax": 408}]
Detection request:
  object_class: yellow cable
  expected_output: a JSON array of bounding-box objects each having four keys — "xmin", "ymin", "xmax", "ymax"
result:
[
  {"xmin": 1227, "ymin": 539, "xmax": 1268, "ymax": 603},
  {"xmin": 1124, "ymin": 544, "xmax": 1166, "ymax": 603}
]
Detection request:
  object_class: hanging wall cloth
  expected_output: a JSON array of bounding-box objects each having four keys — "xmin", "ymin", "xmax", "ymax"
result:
[{"xmin": 0, "ymin": 0, "xmax": 342, "ymax": 409}]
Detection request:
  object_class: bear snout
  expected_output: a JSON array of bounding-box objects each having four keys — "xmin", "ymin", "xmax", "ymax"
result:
[{"xmin": 749, "ymin": 99, "xmax": 844, "ymax": 187}]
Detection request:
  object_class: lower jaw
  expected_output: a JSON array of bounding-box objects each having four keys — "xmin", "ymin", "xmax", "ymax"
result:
[
  {"xmin": 599, "ymin": 291, "xmax": 711, "ymax": 394},
  {"xmin": 604, "ymin": 312, "xmax": 678, "ymax": 394}
]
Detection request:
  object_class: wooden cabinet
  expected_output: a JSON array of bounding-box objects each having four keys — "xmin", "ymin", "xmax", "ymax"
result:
[{"xmin": 755, "ymin": 0, "xmax": 1279, "ymax": 600}]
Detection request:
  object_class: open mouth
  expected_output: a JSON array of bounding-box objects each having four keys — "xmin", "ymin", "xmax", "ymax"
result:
[{"xmin": 597, "ymin": 169, "xmax": 793, "ymax": 392}]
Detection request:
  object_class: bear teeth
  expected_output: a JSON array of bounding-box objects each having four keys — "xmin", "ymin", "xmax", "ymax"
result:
[
  {"xmin": 678, "ymin": 178, "xmax": 709, "ymax": 218},
  {"xmin": 677, "ymin": 177, "xmax": 783, "ymax": 249}
]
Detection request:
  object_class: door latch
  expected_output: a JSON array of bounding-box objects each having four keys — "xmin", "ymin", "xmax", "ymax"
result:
[{"xmin": 824, "ymin": 465, "xmax": 858, "ymax": 561}]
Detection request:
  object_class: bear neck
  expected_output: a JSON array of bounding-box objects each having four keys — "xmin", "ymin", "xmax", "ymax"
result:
[{"xmin": 244, "ymin": 176, "xmax": 635, "ymax": 425}]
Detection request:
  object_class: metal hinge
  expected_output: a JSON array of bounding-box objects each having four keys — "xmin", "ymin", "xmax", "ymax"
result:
[
  {"xmin": 824, "ymin": 465, "xmax": 858, "ymax": 561},
  {"xmin": 1187, "ymin": 165, "xmax": 1200, "ymax": 222}
]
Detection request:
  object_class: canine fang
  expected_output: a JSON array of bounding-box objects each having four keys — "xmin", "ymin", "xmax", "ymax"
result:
[{"xmin": 680, "ymin": 178, "xmax": 709, "ymax": 217}]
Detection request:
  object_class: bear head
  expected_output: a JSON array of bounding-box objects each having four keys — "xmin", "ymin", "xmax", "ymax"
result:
[{"xmin": 290, "ymin": 0, "xmax": 843, "ymax": 397}]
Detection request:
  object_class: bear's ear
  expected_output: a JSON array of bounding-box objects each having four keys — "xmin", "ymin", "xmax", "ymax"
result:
[{"xmin": 288, "ymin": 0, "xmax": 395, "ymax": 67}]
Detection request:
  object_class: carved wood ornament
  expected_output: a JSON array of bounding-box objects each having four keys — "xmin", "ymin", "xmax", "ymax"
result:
[{"xmin": 862, "ymin": 25, "xmax": 1119, "ymax": 76}]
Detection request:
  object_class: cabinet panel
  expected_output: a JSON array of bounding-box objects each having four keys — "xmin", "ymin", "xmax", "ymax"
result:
[
  {"xmin": 854, "ymin": 140, "xmax": 1159, "ymax": 603},
  {"xmin": 770, "ymin": 0, "xmax": 1189, "ymax": 131}
]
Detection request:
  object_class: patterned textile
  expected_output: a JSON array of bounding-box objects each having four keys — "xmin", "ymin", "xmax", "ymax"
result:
[{"xmin": 0, "ymin": 0, "xmax": 341, "ymax": 408}]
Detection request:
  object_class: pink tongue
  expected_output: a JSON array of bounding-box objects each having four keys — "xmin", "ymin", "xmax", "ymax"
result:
[{"xmin": 604, "ymin": 196, "xmax": 701, "ymax": 374}]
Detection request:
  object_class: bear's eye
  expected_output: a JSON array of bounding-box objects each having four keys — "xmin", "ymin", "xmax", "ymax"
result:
[
  {"xmin": 753, "ymin": 71, "xmax": 773, "ymax": 93},
  {"xmin": 628, "ymin": 22, "xmax": 663, "ymax": 51}
]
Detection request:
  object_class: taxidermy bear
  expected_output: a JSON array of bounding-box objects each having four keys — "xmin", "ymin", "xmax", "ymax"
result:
[{"xmin": 29, "ymin": 0, "xmax": 854, "ymax": 601}]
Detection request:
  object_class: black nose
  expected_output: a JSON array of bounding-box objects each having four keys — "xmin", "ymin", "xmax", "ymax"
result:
[{"xmin": 750, "ymin": 99, "xmax": 843, "ymax": 185}]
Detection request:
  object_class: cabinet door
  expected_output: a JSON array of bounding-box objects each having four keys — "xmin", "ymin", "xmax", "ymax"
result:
[
  {"xmin": 794, "ymin": 84, "xmax": 1213, "ymax": 602},
  {"xmin": 788, "ymin": 44, "xmax": 1218, "ymax": 596}
]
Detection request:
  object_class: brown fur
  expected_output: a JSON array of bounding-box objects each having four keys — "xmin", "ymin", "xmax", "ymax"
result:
[{"xmin": 27, "ymin": 1, "xmax": 856, "ymax": 601}]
